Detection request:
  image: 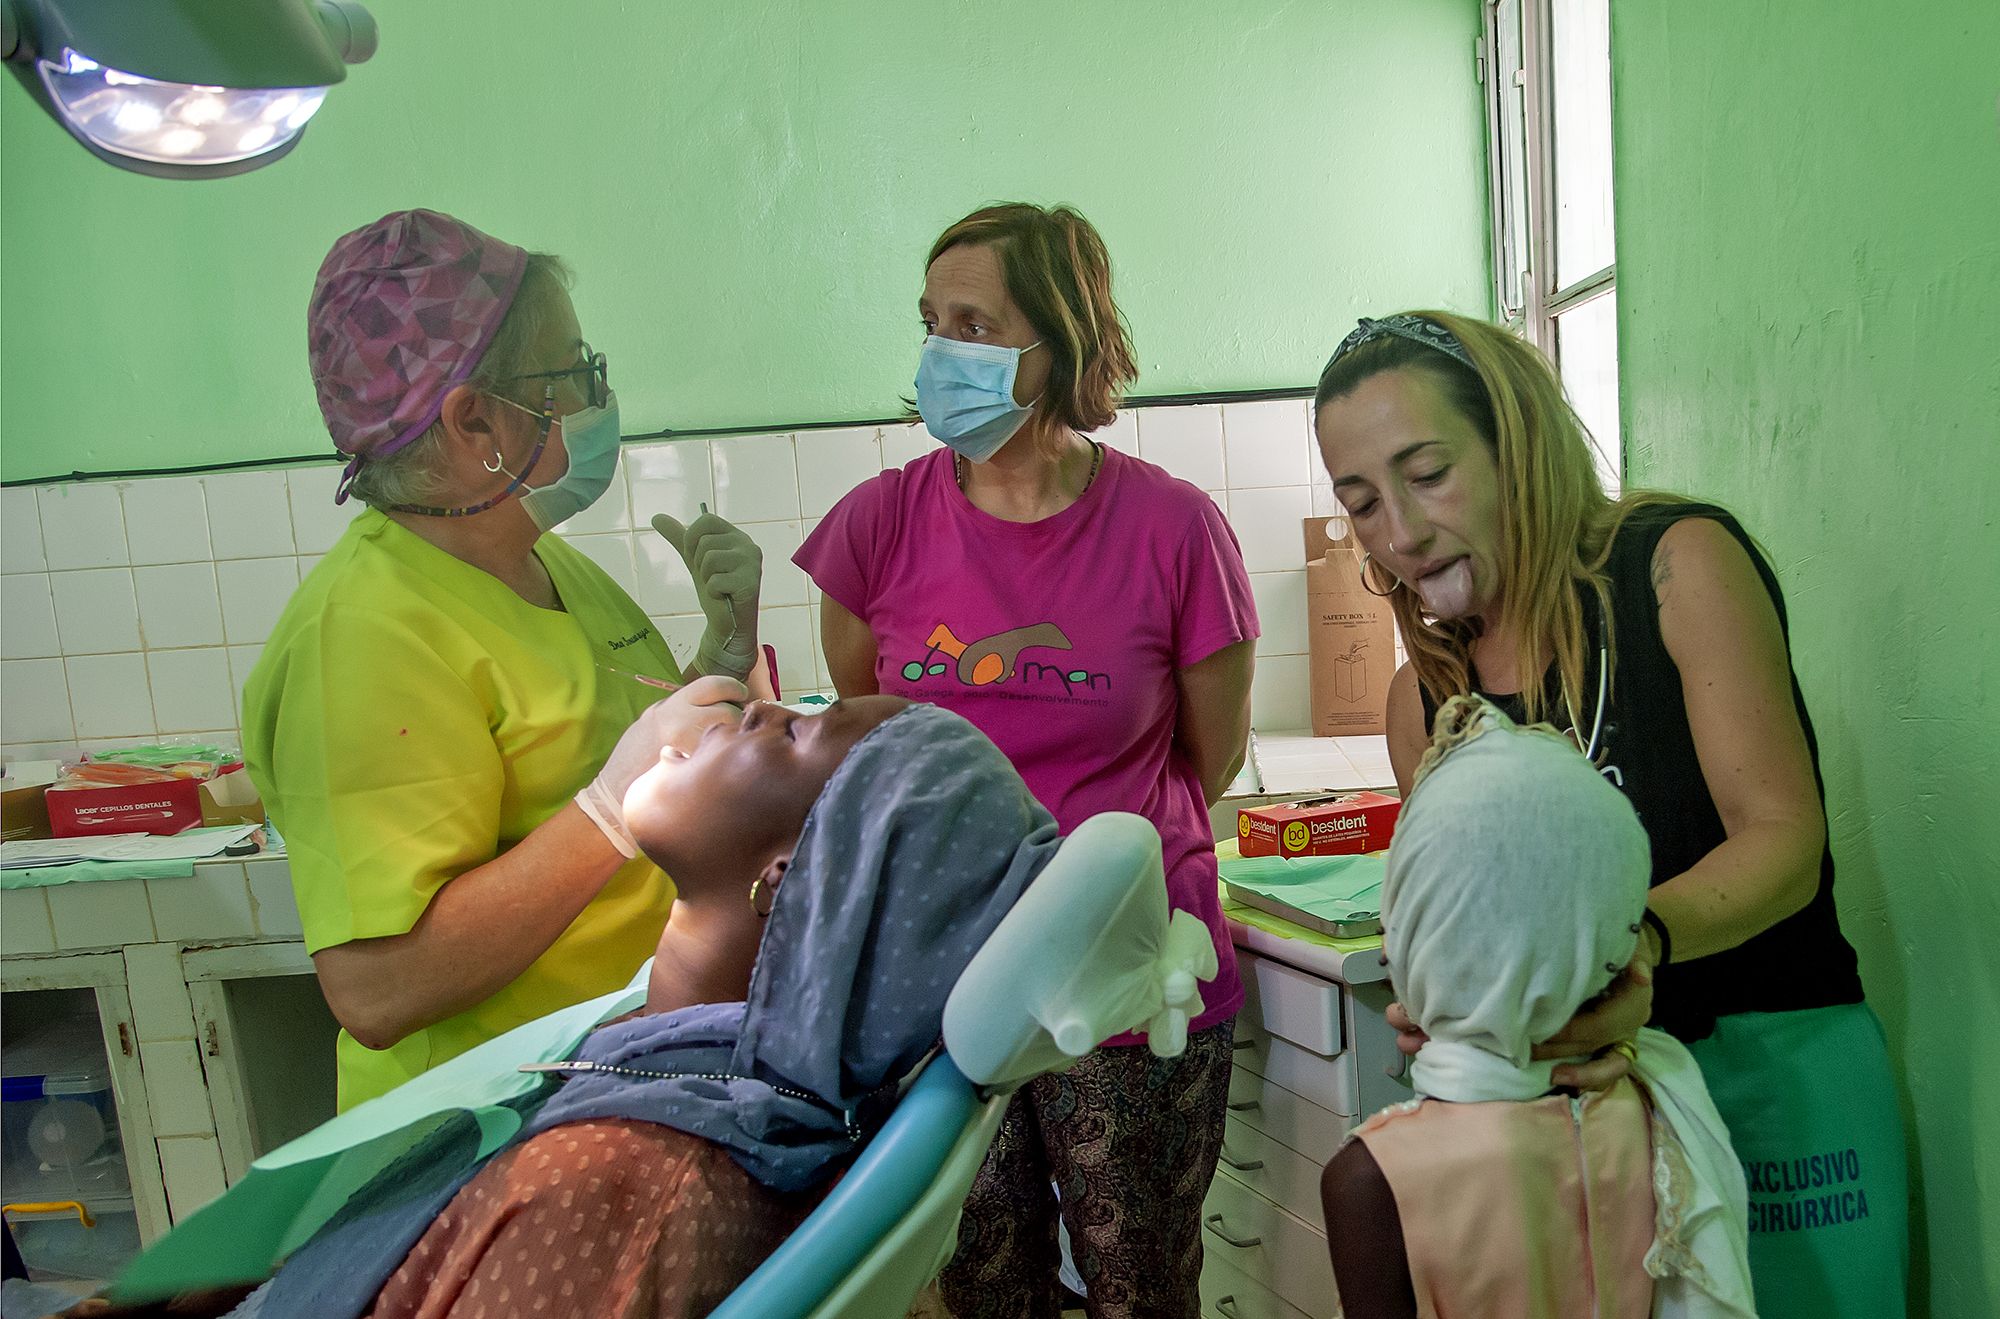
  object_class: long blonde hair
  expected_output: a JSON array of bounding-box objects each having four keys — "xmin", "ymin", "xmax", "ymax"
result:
[{"xmin": 1314, "ymin": 310, "xmax": 1685, "ymax": 724}]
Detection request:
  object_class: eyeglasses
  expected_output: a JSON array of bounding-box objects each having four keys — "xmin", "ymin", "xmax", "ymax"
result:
[{"xmin": 508, "ymin": 342, "xmax": 609, "ymax": 409}]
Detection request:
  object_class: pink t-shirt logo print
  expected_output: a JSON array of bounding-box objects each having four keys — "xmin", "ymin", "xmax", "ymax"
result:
[{"xmin": 902, "ymin": 620, "xmax": 1104, "ymax": 694}]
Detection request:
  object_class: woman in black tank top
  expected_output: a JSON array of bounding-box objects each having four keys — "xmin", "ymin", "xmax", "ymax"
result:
[{"xmin": 1308, "ymin": 312, "xmax": 1907, "ymax": 1318}]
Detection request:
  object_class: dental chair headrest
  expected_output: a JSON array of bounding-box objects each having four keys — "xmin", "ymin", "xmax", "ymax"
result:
[{"xmin": 943, "ymin": 812, "xmax": 1218, "ymax": 1093}]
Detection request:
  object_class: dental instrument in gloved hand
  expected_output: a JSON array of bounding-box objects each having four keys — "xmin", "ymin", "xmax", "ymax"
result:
[
  {"xmin": 650, "ymin": 503, "xmax": 762, "ymax": 682},
  {"xmin": 596, "ymin": 662, "xmax": 680, "ymax": 692}
]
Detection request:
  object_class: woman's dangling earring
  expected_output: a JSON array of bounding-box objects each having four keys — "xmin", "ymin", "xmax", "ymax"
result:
[
  {"xmin": 748, "ymin": 875, "xmax": 775, "ymax": 918},
  {"xmin": 1359, "ymin": 553, "xmax": 1400, "ymax": 598}
]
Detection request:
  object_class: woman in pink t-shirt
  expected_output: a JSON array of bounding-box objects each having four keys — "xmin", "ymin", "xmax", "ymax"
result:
[{"xmin": 795, "ymin": 203, "xmax": 1258, "ymax": 1318}]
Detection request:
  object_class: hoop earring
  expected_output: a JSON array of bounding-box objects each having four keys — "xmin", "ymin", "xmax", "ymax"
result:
[
  {"xmin": 1359, "ymin": 553, "xmax": 1401, "ymax": 598},
  {"xmin": 748, "ymin": 875, "xmax": 775, "ymax": 918},
  {"xmin": 483, "ymin": 451, "xmax": 505, "ymax": 473}
]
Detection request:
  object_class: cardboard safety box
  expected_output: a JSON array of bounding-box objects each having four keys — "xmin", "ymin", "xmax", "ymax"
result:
[{"xmin": 1303, "ymin": 516, "xmax": 1400, "ymax": 737}]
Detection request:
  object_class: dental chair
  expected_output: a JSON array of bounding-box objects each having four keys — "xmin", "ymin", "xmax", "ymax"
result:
[
  {"xmin": 712, "ymin": 809, "xmax": 1217, "ymax": 1319},
  {"xmin": 104, "ymin": 811, "xmax": 1215, "ymax": 1316}
]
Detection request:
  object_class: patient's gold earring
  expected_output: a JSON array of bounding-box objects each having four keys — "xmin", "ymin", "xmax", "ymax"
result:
[{"xmin": 749, "ymin": 876, "xmax": 775, "ymax": 918}]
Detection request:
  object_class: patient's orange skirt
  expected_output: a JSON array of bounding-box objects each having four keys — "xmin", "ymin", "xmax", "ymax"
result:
[{"xmin": 368, "ymin": 1119, "xmax": 822, "ymax": 1319}]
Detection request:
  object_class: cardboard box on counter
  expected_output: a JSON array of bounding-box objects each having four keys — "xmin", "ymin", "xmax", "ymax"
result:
[
  {"xmin": 47, "ymin": 775, "xmax": 206, "ymax": 837},
  {"xmin": 1, "ymin": 762, "xmax": 59, "ymax": 841},
  {"xmin": 198, "ymin": 766, "xmax": 266, "ymax": 828},
  {"xmin": 1304, "ymin": 516, "xmax": 1400, "ymax": 737},
  {"xmin": 1238, "ymin": 790, "xmax": 1401, "ymax": 858},
  {"xmin": 42, "ymin": 749, "xmax": 264, "ymax": 838}
]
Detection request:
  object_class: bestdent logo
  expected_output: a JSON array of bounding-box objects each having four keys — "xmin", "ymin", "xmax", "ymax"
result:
[
  {"xmin": 1282, "ymin": 821, "xmax": 1311, "ymax": 851},
  {"xmin": 1311, "ymin": 816, "xmax": 1368, "ymax": 835}
]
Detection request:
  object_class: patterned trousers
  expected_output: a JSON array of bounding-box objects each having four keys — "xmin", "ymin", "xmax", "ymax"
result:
[{"xmin": 939, "ymin": 1021, "xmax": 1235, "ymax": 1319}]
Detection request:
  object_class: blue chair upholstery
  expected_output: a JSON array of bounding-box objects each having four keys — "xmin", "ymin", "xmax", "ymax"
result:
[
  {"xmin": 707, "ymin": 1056, "xmax": 987, "ymax": 1319},
  {"xmin": 713, "ymin": 810, "xmax": 1209, "ymax": 1318}
]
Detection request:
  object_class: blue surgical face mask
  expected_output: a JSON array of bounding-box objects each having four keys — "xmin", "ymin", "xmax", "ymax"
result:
[
  {"xmin": 515, "ymin": 390, "xmax": 621, "ymax": 532},
  {"xmin": 914, "ymin": 336, "xmax": 1042, "ymax": 463}
]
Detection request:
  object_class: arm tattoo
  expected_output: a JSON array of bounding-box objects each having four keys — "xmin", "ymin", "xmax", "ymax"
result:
[{"xmin": 1650, "ymin": 542, "xmax": 1674, "ymax": 603}]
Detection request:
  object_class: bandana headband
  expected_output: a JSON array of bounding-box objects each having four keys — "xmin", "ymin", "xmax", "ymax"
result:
[{"xmin": 1322, "ymin": 313, "xmax": 1476, "ymax": 375}]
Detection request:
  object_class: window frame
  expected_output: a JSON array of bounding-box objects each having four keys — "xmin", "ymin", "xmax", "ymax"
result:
[{"xmin": 1480, "ymin": 0, "xmax": 1621, "ymax": 483}]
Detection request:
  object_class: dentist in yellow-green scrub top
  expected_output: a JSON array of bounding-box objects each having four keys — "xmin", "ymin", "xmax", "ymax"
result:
[{"xmin": 244, "ymin": 210, "xmax": 771, "ymax": 1109}]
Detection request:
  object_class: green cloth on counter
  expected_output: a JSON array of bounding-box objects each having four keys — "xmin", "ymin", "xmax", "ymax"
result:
[
  {"xmin": 1, "ymin": 857, "xmax": 196, "ymax": 889},
  {"xmin": 1213, "ymin": 839, "xmax": 1384, "ymax": 953},
  {"xmin": 1218, "ymin": 850, "xmax": 1385, "ymax": 924},
  {"xmin": 0, "ymin": 825, "xmax": 263, "ymax": 888}
]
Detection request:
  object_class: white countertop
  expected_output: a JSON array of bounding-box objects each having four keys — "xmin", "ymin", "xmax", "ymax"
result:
[{"xmin": 0, "ymin": 849, "xmax": 300, "ymax": 958}]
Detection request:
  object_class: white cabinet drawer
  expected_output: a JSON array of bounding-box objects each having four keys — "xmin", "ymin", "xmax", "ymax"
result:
[
  {"xmin": 1227, "ymin": 1066, "xmax": 1347, "ymax": 1167},
  {"xmin": 1242, "ymin": 952, "xmax": 1344, "ymax": 1058},
  {"xmin": 1202, "ymin": 1168, "xmax": 1338, "ymax": 1319},
  {"xmin": 1202, "ymin": 1246, "xmax": 1313, "ymax": 1319},
  {"xmin": 1219, "ymin": 1112, "xmax": 1329, "ymax": 1229},
  {"xmin": 1234, "ymin": 1028, "xmax": 1357, "ymax": 1119}
]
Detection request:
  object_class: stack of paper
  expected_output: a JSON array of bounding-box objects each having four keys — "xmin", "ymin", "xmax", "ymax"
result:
[{"xmin": 0, "ymin": 825, "xmax": 261, "ymax": 870}]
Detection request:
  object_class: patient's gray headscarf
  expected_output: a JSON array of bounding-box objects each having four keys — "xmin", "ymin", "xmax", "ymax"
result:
[{"xmin": 522, "ymin": 703, "xmax": 1061, "ymax": 1190}]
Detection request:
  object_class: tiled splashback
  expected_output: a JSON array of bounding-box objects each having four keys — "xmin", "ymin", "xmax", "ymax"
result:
[{"xmin": 1, "ymin": 399, "xmax": 1358, "ymax": 764}]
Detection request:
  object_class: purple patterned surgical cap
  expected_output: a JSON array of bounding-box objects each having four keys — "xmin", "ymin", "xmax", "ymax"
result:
[{"xmin": 307, "ymin": 209, "xmax": 529, "ymax": 473}]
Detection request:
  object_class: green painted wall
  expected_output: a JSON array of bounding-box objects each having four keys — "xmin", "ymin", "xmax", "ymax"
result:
[
  {"xmin": 1611, "ymin": 4, "xmax": 2000, "ymax": 1314},
  {"xmin": 0, "ymin": 0, "xmax": 1489, "ymax": 482}
]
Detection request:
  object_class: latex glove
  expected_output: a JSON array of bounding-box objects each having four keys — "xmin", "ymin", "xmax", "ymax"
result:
[
  {"xmin": 651, "ymin": 511, "xmax": 762, "ymax": 681},
  {"xmin": 575, "ymin": 675, "xmax": 746, "ymax": 856},
  {"xmin": 1140, "ymin": 909, "xmax": 1220, "ymax": 1059}
]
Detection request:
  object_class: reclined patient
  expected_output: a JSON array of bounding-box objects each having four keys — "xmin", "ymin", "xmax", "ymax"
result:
[
  {"xmin": 1321, "ymin": 698, "xmax": 1757, "ymax": 1319},
  {"xmin": 76, "ymin": 695, "xmax": 1076, "ymax": 1319}
]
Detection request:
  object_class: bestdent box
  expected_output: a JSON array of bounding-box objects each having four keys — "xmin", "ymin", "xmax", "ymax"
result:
[{"xmin": 1237, "ymin": 791, "xmax": 1401, "ymax": 858}]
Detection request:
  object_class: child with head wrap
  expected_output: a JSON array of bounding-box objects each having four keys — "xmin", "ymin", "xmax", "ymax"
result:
[{"xmin": 1322, "ymin": 697, "xmax": 1756, "ymax": 1319}]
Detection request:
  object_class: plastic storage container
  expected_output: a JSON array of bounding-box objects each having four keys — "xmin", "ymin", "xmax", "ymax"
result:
[
  {"xmin": 2, "ymin": 1060, "xmax": 128, "ymax": 1202},
  {"xmin": 2, "ymin": 1010, "xmax": 139, "ymax": 1282}
]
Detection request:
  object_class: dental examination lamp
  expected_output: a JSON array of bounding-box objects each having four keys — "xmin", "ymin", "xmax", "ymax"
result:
[{"xmin": 1, "ymin": 0, "xmax": 376, "ymax": 178}]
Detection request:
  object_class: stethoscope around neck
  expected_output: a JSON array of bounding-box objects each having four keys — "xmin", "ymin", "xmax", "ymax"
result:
[
  {"xmin": 1564, "ymin": 642, "xmax": 1611, "ymax": 765},
  {"xmin": 1558, "ymin": 617, "xmax": 1620, "ymax": 785},
  {"xmin": 1552, "ymin": 589, "xmax": 1615, "ymax": 778}
]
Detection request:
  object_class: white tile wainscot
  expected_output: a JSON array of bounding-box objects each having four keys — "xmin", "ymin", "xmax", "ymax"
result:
[
  {"xmin": 4, "ymin": 398, "xmax": 1334, "ymax": 763},
  {"xmin": 0, "ymin": 850, "xmax": 336, "ymax": 1247}
]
